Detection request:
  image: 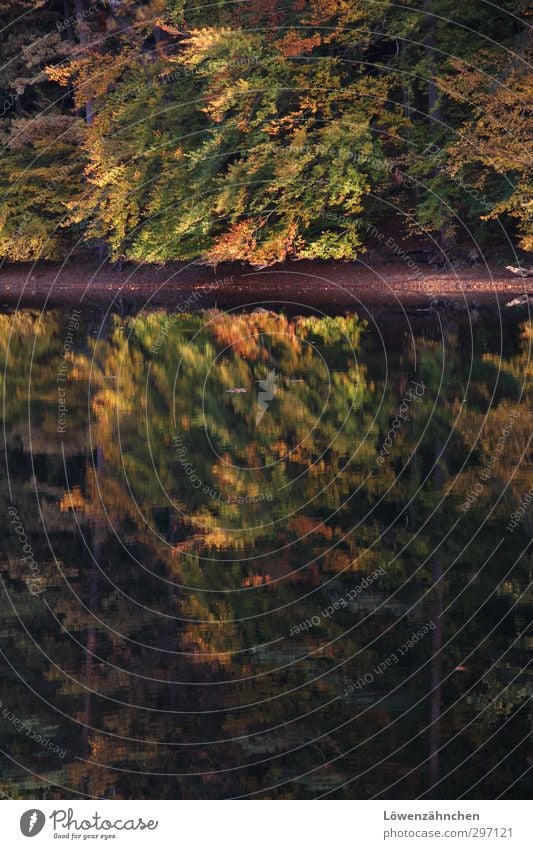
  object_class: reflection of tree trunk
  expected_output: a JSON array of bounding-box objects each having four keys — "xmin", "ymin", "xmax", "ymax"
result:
[
  {"xmin": 408, "ymin": 452, "xmax": 418, "ymax": 528},
  {"xmin": 82, "ymin": 549, "xmax": 98, "ymax": 757},
  {"xmin": 429, "ymin": 439, "xmax": 445, "ymax": 794},
  {"xmin": 168, "ymin": 511, "xmax": 179, "ymax": 546},
  {"xmin": 82, "ymin": 444, "xmax": 104, "ymax": 763}
]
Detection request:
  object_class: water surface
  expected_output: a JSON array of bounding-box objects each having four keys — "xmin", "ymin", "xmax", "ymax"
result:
[{"xmin": 1, "ymin": 306, "xmax": 531, "ymax": 799}]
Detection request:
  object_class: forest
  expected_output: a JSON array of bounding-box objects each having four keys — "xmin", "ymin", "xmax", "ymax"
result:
[{"xmin": 0, "ymin": 0, "xmax": 531, "ymax": 267}]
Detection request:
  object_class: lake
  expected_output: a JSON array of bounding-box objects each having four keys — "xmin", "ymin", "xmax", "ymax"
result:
[{"xmin": 0, "ymin": 305, "xmax": 531, "ymax": 799}]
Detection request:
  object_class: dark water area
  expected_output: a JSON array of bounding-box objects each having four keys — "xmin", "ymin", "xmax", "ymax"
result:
[{"xmin": 0, "ymin": 306, "xmax": 531, "ymax": 800}]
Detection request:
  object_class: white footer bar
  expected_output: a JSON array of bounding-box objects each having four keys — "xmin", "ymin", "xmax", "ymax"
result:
[{"xmin": 3, "ymin": 799, "xmax": 529, "ymax": 848}]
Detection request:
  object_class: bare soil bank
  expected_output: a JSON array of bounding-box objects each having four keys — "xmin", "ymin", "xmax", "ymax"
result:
[{"xmin": 0, "ymin": 258, "xmax": 530, "ymax": 314}]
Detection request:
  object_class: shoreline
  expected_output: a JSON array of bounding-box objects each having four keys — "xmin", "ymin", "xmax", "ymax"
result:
[{"xmin": 0, "ymin": 258, "xmax": 530, "ymax": 314}]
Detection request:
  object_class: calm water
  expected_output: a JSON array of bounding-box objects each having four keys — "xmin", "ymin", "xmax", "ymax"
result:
[{"xmin": 0, "ymin": 306, "xmax": 531, "ymax": 799}]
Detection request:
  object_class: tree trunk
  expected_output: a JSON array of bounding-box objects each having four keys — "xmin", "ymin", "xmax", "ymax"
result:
[
  {"xmin": 423, "ymin": 0, "xmax": 442, "ymax": 126},
  {"xmin": 424, "ymin": 0, "xmax": 454, "ymax": 252},
  {"xmin": 63, "ymin": 0, "xmax": 76, "ymax": 42},
  {"xmin": 74, "ymin": 0, "xmax": 94, "ymax": 124}
]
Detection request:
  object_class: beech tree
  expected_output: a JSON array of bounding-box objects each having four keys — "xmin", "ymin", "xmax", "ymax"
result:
[{"xmin": 0, "ymin": 0, "xmax": 530, "ymax": 264}]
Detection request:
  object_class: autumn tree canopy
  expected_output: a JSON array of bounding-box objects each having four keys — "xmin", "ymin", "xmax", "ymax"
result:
[{"xmin": 0, "ymin": 0, "xmax": 530, "ymax": 264}]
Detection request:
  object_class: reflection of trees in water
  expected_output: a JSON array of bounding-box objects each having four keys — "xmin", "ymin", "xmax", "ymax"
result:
[{"xmin": 0, "ymin": 310, "xmax": 530, "ymax": 799}]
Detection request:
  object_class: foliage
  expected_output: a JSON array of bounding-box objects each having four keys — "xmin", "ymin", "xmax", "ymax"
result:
[{"xmin": 0, "ymin": 0, "xmax": 530, "ymax": 263}]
